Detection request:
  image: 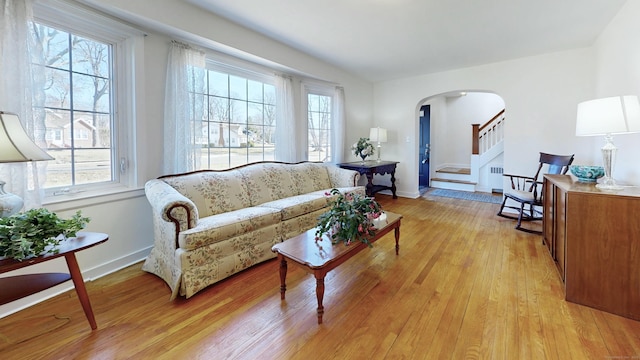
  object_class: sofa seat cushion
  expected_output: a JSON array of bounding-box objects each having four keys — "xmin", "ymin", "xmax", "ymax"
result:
[
  {"xmin": 257, "ymin": 193, "xmax": 330, "ymax": 221},
  {"xmin": 178, "ymin": 207, "xmax": 281, "ymax": 250}
]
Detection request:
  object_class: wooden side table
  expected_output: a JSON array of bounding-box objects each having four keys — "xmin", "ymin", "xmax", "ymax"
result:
[
  {"xmin": 0, "ymin": 232, "xmax": 109, "ymax": 330},
  {"xmin": 338, "ymin": 160, "xmax": 399, "ymax": 198}
]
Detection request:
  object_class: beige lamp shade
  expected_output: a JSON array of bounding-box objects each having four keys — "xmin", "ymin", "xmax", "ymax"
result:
[
  {"xmin": 369, "ymin": 127, "xmax": 387, "ymax": 143},
  {"xmin": 576, "ymin": 95, "xmax": 640, "ymax": 136},
  {"xmin": 0, "ymin": 111, "xmax": 53, "ymax": 163}
]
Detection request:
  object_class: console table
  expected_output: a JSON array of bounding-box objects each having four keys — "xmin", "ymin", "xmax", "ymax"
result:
[
  {"xmin": 338, "ymin": 160, "xmax": 399, "ymax": 198},
  {"xmin": 543, "ymin": 174, "xmax": 640, "ymax": 321},
  {"xmin": 0, "ymin": 231, "xmax": 109, "ymax": 330}
]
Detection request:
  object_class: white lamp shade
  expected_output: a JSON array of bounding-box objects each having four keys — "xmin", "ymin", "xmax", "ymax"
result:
[
  {"xmin": 369, "ymin": 127, "xmax": 387, "ymax": 143},
  {"xmin": 576, "ymin": 95, "xmax": 640, "ymax": 136},
  {"xmin": 0, "ymin": 112, "xmax": 53, "ymax": 162}
]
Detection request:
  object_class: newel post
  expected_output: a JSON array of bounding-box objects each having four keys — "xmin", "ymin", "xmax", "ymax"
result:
[{"xmin": 472, "ymin": 124, "xmax": 480, "ymax": 155}]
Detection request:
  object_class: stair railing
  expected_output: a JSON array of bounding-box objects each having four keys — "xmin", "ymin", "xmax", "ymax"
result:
[{"xmin": 472, "ymin": 109, "xmax": 505, "ymax": 155}]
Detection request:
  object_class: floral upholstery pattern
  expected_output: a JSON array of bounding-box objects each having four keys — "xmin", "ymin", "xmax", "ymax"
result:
[
  {"xmin": 178, "ymin": 207, "xmax": 281, "ymax": 250},
  {"xmin": 143, "ymin": 161, "xmax": 362, "ymax": 300}
]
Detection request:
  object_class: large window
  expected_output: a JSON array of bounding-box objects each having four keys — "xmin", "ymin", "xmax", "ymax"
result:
[
  {"xmin": 35, "ymin": 23, "xmax": 113, "ymax": 188},
  {"xmin": 198, "ymin": 66, "xmax": 276, "ymax": 169},
  {"xmin": 33, "ymin": 1, "xmax": 142, "ymax": 198},
  {"xmin": 307, "ymin": 92, "xmax": 333, "ymax": 162}
]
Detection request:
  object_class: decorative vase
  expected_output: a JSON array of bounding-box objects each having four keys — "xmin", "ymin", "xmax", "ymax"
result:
[{"xmin": 360, "ymin": 153, "xmax": 367, "ymax": 164}]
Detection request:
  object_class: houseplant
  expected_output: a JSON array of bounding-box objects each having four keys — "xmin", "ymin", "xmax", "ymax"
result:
[
  {"xmin": 315, "ymin": 188, "xmax": 383, "ymax": 246},
  {"xmin": 0, "ymin": 208, "xmax": 90, "ymax": 261},
  {"xmin": 351, "ymin": 137, "xmax": 375, "ymax": 163}
]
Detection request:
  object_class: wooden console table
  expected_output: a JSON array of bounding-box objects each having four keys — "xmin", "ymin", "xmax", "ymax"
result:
[
  {"xmin": 272, "ymin": 212, "xmax": 402, "ymax": 324},
  {"xmin": 338, "ymin": 160, "xmax": 399, "ymax": 198},
  {"xmin": 0, "ymin": 232, "xmax": 109, "ymax": 330},
  {"xmin": 543, "ymin": 174, "xmax": 640, "ymax": 321}
]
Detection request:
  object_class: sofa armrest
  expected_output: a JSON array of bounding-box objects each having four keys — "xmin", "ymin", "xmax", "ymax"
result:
[
  {"xmin": 145, "ymin": 179, "xmax": 199, "ymax": 235},
  {"xmin": 324, "ymin": 164, "xmax": 360, "ymax": 187}
]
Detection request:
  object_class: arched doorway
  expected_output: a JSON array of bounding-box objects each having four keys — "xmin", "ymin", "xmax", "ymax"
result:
[{"xmin": 416, "ymin": 91, "xmax": 505, "ymax": 194}]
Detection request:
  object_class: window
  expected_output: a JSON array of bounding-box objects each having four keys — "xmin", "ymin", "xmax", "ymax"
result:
[
  {"xmin": 33, "ymin": 1, "xmax": 142, "ymax": 197},
  {"xmin": 197, "ymin": 65, "xmax": 276, "ymax": 169},
  {"xmin": 306, "ymin": 89, "xmax": 333, "ymax": 162}
]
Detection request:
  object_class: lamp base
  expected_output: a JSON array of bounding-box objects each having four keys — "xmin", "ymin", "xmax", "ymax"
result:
[
  {"xmin": 376, "ymin": 143, "xmax": 382, "ymax": 162},
  {"xmin": 596, "ymin": 177, "xmax": 624, "ymax": 190},
  {"xmin": 0, "ymin": 180, "xmax": 24, "ymax": 217},
  {"xmin": 597, "ymin": 134, "xmax": 623, "ymax": 191}
]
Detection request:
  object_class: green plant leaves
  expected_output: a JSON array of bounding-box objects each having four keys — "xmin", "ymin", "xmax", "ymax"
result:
[{"xmin": 0, "ymin": 208, "xmax": 90, "ymax": 261}]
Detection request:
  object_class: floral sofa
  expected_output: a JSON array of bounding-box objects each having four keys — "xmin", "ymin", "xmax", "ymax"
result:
[{"xmin": 143, "ymin": 161, "xmax": 364, "ymax": 300}]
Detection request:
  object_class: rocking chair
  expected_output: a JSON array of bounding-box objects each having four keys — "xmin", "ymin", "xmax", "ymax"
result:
[{"xmin": 497, "ymin": 152, "xmax": 574, "ymax": 234}]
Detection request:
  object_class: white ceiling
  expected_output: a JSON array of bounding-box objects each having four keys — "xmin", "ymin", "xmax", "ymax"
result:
[{"xmin": 186, "ymin": 0, "xmax": 627, "ymax": 83}]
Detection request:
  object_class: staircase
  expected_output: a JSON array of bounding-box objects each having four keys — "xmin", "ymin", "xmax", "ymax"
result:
[{"xmin": 431, "ymin": 110, "xmax": 505, "ymax": 193}]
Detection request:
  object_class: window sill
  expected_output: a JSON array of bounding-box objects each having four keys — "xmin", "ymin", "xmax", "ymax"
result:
[{"xmin": 43, "ymin": 185, "xmax": 146, "ymax": 212}]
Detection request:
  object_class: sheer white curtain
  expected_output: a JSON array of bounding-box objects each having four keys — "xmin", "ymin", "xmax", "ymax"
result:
[
  {"xmin": 274, "ymin": 74, "xmax": 297, "ymax": 163},
  {"xmin": 0, "ymin": 0, "xmax": 47, "ymax": 210},
  {"xmin": 163, "ymin": 40, "xmax": 206, "ymax": 174},
  {"xmin": 331, "ymin": 86, "xmax": 346, "ymax": 163}
]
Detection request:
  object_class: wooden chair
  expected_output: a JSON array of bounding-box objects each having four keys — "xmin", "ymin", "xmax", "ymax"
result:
[{"xmin": 497, "ymin": 152, "xmax": 574, "ymax": 234}]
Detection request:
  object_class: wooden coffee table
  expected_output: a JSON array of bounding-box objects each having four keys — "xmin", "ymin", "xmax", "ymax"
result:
[{"xmin": 271, "ymin": 212, "xmax": 402, "ymax": 324}]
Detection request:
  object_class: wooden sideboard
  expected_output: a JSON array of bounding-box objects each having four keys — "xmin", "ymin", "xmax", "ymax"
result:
[{"xmin": 543, "ymin": 174, "xmax": 640, "ymax": 321}]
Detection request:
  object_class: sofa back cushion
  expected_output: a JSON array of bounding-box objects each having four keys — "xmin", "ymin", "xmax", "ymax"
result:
[
  {"xmin": 288, "ymin": 162, "xmax": 332, "ymax": 194},
  {"xmin": 162, "ymin": 170, "xmax": 251, "ymax": 217},
  {"xmin": 237, "ymin": 163, "xmax": 298, "ymax": 206}
]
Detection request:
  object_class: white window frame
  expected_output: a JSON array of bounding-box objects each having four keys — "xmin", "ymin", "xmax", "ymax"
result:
[
  {"xmin": 33, "ymin": 0, "xmax": 144, "ymax": 205},
  {"xmin": 302, "ymin": 82, "xmax": 335, "ymax": 162}
]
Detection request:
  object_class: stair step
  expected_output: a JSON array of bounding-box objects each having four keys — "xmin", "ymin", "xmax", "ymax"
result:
[
  {"xmin": 431, "ymin": 178, "xmax": 477, "ymax": 185},
  {"xmin": 437, "ymin": 167, "xmax": 471, "ymax": 175}
]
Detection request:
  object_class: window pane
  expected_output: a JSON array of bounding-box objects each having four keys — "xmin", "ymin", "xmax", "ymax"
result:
[
  {"xmin": 73, "ymin": 148, "xmax": 112, "ymax": 184},
  {"xmin": 248, "ymin": 80, "xmax": 263, "ymax": 103},
  {"xmin": 230, "ymin": 99, "xmax": 247, "ymax": 125},
  {"xmin": 229, "ymin": 75, "xmax": 247, "ymax": 100},
  {"xmin": 36, "ymin": 25, "xmax": 70, "ymax": 70},
  {"xmin": 209, "ymin": 96, "xmax": 228, "ymax": 122},
  {"xmin": 264, "ymin": 84, "xmax": 275, "ymax": 105},
  {"xmin": 72, "ymin": 72, "xmax": 110, "ymax": 112},
  {"xmin": 248, "ymin": 105, "xmax": 263, "ymax": 126},
  {"xmin": 71, "ymin": 35, "xmax": 110, "ymax": 77},
  {"xmin": 307, "ymin": 93, "xmax": 332, "ymax": 163},
  {"xmin": 44, "ymin": 67, "xmax": 71, "ymax": 109},
  {"xmin": 208, "ymin": 71, "xmax": 228, "ymax": 96}
]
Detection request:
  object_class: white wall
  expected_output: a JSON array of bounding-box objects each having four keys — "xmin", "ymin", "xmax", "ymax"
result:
[
  {"xmin": 592, "ymin": 0, "xmax": 640, "ymax": 183},
  {"xmin": 1, "ymin": 0, "xmax": 373, "ymax": 318},
  {"xmin": 374, "ymin": 48, "xmax": 594, "ymax": 198}
]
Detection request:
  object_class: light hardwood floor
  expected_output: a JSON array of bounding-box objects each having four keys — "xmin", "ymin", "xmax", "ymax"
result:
[{"xmin": 1, "ymin": 193, "xmax": 639, "ymax": 359}]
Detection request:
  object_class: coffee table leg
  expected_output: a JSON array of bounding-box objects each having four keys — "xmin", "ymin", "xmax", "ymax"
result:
[
  {"xmin": 315, "ymin": 273, "xmax": 325, "ymax": 324},
  {"xmin": 394, "ymin": 224, "xmax": 400, "ymax": 255},
  {"xmin": 279, "ymin": 255, "xmax": 287, "ymax": 300}
]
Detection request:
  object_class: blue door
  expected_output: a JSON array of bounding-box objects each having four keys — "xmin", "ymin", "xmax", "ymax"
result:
[{"xmin": 419, "ymin": 105, "xmax": 431, "ymax": 188}]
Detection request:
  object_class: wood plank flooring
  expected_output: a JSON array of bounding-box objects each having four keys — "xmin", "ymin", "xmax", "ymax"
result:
[{"xmin": 1, "ymin": 193, "xmax": 639, "ymax": 359}]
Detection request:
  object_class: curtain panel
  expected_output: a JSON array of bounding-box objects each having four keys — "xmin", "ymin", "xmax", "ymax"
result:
[
  {"xmin": 0, "ymin": 0, "xmax": 47, "ymax": 209},
  {"xmin": 163, "ymin": 41, "xmax": 206, "ymax": 174}
]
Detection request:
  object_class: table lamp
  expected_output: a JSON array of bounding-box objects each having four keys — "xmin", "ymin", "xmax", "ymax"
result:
[
  {"xmin": 576, "ymin": 96, "xmax": 640, "ymax": 190},
  {"xmin": 369, "ymin": 127, "xmax": 387, "ymax": 162},
  {"xmin": 0, "ymin": 111, "xmax": 54, "ymax": 217}
]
